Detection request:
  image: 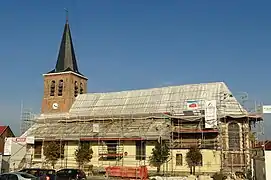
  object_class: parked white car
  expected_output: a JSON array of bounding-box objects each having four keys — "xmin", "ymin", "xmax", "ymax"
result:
[{"xmin": 0, "ymin": 172, "xmax": 37, "ymax": 180}]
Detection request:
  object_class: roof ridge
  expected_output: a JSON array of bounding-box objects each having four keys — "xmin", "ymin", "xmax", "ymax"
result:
[{"xmin": 82, "ymin": 81, "xmax": 226, "ymax": 95}]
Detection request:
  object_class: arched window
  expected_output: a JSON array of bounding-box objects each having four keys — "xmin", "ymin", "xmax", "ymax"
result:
[
  {"xmin": 74, "ymin": 81, "xmax": 78, "ymax": 97},
  {"xmin": 228, "ymin": 122, "xmax": 240, "ymax": 151},
  {"xmin": 58, "ymin": 80, "xmax": 64, "ymax": 96},
  {"xmin": 80, "ymin": 83, "xmax": 84, "ymax": 94},
  {"xmin": 50, "ymin": 80, "xmax": 56, "ymax": 96}
]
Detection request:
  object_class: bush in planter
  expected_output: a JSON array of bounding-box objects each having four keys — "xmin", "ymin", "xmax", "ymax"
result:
[{"xmin": 212, "ymin": 172, "xmax": 227, "ymax": 180}]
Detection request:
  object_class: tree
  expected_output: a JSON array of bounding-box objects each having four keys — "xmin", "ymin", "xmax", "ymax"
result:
[
  {"xmin": 186, "ymin": 146, "xmax": 202, "ymax": 175},
  {"xmin": 75, "ymin": 142, "xmax": 93, "ymax": 168},
  {"xmin": 43, "ymin": 141, "xmax": 63, "ymax": 168},
  {"xmin": 149, "ymin": 140, "xmax": 170, "ymax": 173}
]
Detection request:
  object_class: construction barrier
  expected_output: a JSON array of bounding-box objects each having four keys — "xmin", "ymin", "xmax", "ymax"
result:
[{"xmin": 105, "ymin": 165, "xmax": 148, "ymax": 180}]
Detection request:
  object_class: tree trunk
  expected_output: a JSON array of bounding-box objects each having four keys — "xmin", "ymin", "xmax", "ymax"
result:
[
  {"xmin": 78, "ymin": 162, "xmax": 83, "ymax": 170},
  {"xmin": 157, "ymin": 166, "xmax": 161, "ymax": 173},
  {"xmin": 79, "ymin": 163, "xmax": 83, "ymax": 170},
  {"xmin": 193, "ymin": 166, "xmax": 196, "ymax": 175},
  {"xmin": 190, "ymin": 166, "xmax": 192, "ymax": 174}
]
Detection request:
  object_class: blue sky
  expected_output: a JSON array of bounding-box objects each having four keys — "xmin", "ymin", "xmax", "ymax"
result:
[{"xmin": 0, "ymin": 0, "xmax": 270, "ymax": 137}]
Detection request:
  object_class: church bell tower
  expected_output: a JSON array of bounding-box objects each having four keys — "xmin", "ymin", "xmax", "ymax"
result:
[{"xmin": 41, "ymin": 16, "xmax": 88, "ymax": 114}]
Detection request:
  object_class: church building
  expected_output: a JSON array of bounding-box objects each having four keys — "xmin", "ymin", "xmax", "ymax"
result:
[{"xmin": 21, "ymin": 18, "xmax": 262, "ymax": 175}]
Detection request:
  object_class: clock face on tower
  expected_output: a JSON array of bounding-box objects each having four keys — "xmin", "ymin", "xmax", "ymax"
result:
[{"xmin": 52, "ymin": 103, "xmax": 59, "ymax": 110}]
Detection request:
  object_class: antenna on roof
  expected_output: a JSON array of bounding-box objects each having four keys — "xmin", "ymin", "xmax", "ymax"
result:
[{"xmin": 64, "ymin": 8, "xmax": 69, "ymax": 23}]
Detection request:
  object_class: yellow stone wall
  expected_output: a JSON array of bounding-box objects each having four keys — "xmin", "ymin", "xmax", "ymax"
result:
[
  {"xmin": 169, "ymin": 149, "xmax": 221, "ymax": 173},
  {"xmin": 32, "ymin": 140, "xmax": 221, "ymax": 174}
]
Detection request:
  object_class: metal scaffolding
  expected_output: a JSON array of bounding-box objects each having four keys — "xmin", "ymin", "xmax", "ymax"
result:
[
  {"xmin": 20, "ymin": 81, "xmax": 263, "ymax": 175},
  {"xmin": 20, "ymin": 103, "xmax": 37, "ymax": 136}
]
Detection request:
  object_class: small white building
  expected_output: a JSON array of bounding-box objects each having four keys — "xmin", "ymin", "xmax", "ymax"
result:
[
  {"xmin": 263, "ymin": 142, "xmax": 271, "ymax": 180},
  {"xmin": 3, "ymin": 137, "xmax": 34, "ymax": 171},
  {"xmin": 252, "ymin": 141, "xmax": 271, "ymax": 180}
]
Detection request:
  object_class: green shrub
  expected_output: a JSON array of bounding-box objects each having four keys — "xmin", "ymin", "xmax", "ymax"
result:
[{"xmin": 212, "ymin": 172, "xmax": 227, "ymax": 180}]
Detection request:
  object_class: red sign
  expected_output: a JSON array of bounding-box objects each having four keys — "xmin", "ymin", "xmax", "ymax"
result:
[
  {"xmin": 13, "ymin": 138, "xmax": 26, "ymax": 142},
  {"xmin": 186, "ymin": 100, "xmax": 199, "ymax": 110},
  {"xmin": 189, "ymin": 103, "xmax": 197, "ymax": 108}
]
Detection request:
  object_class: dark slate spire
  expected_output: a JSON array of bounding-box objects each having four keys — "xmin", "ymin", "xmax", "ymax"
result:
[{"xmin": 48, "ymin": 13, "xmax": 80, "ymax": 74}]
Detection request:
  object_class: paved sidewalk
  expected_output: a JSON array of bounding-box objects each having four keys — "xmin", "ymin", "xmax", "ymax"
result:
[
  {"xmin": 87, "ymin": 176, "xmax": 105, "ymax": 180},
  {"xmin": 87, "ymin": 176, "xmax": 121, "ymax": 180}
]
